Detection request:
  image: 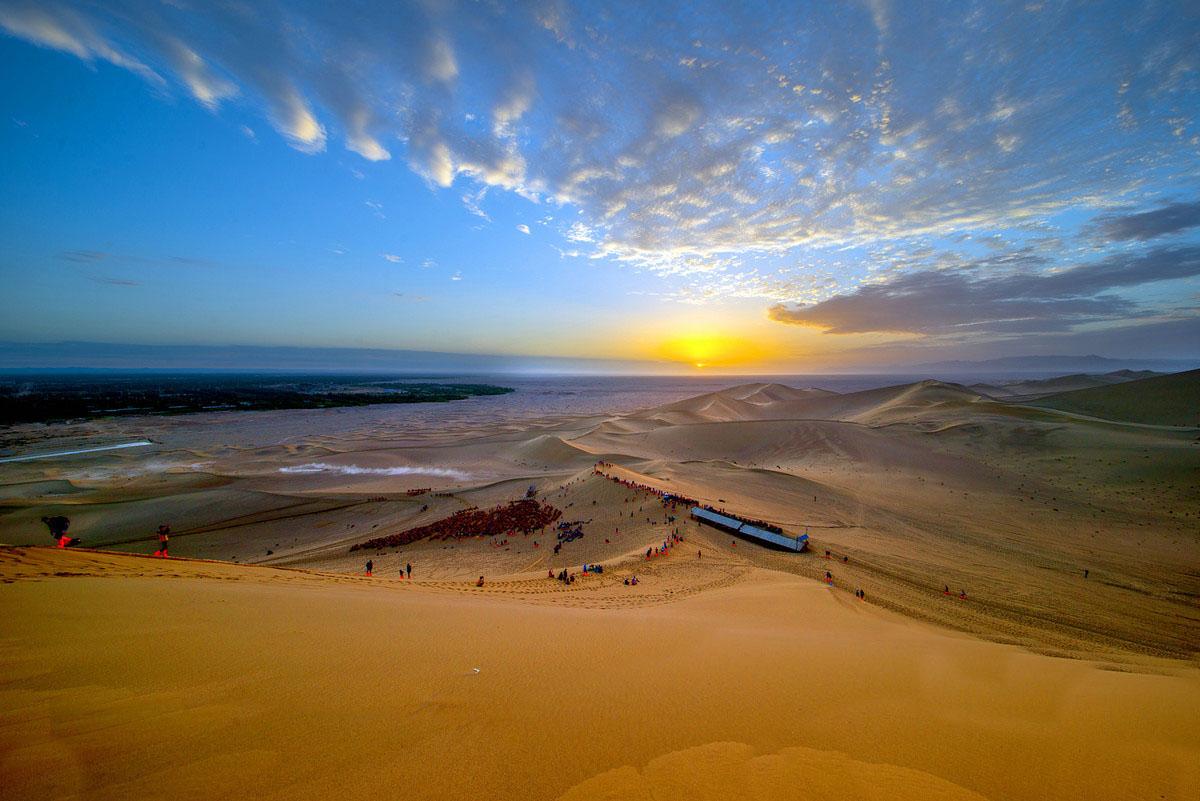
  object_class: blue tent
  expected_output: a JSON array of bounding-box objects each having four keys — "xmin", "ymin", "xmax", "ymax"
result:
[{"xmin": 690, "ymin": 507, "xmax": 808, "ymax": 552}]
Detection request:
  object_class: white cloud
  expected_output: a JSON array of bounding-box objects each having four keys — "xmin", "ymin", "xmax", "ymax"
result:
[
  {"xmin": 345, "ymin": 108, "xmax": 390, "ymax": 161},
  {"xmin": 382, "ymin": 253, "xmax": 403, "ymax": 263},
  {"xmin": 166, "ymin": 38, "xmax": 236, "ymax": 110},
  {"xmin": 347, "ymin": 132, "xmax": 390, "ymax": 161},
  {"xmin": 423, "ymin": 34, "xmax": 458, "ymax": 84},
  {"xmin": 493, "ymin": 73, "xmax": 534, "ymax": 138},
  {"xmin": 450, "ymin": 270, "xmax": 463, "ymax": 281},
  {"xmin": 565, "ymin": 222, "xmax": 594, "ymax": 242},
  {"xmin": 272, "ymin": 85, "xmax": 326, "ymax": 153},
  {"xmin": 0, "ymin": 2, "xmax": 163, "ymax": 86},
  {"xmin": 410, "ymin": 137, "xmax": 456, "ymax": 188},
  {"xmin": 654, "ymin": 96, "xmax": 702, "ymax": 138},
  {"xmin": 516, "ymin": 223, "xmax": 531, "ymax": 234},
  {"xmin": 461, "ymin": 187, "xmax": 491, "ymax": 220}
]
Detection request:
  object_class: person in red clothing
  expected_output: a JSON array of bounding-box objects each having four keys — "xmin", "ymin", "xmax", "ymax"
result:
[
  {"xmin": 155, "ymin": 524, "xmax": 170, "ymax": 557},
  {"xmin": 43, "ymin": 516, "xmax": 76, "ymax": 547}
]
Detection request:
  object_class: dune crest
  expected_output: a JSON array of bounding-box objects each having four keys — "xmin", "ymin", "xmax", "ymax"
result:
[{"xmin": 626, "ymin": 379, "xmax": 990, "ymax": 427}]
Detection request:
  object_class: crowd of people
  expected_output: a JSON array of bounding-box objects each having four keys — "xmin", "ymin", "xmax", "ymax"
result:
[
  {"xmin": 552, "ymin": 520, "xmax": 587, "ymax": 554},
  {"xmin": 593, "ymin": 462, "xmax": 698, "ymax": 509},
  {"xmin": 645, "ymin": 530, "xmax": 684, "ymax": 560},
  {"xmin": 350, "ymin": 499, "xmax": 562, "ymax": 552}
]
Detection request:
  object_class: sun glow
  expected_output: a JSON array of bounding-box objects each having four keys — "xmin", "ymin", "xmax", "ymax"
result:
[{"xmin": 656, "ymin": 330, "xmax": 768, "ymax": 369}]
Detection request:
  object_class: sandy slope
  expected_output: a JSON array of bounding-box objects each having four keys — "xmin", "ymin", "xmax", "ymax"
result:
[
  {"xmin": 1027, "ymin": 368, "xmax": 1200, "ymax": 426},
  {"xmin": 2, "ymin": 546, "xmax": 1198, "ymax": 801},
  {"xmin": 2, "ymin": 378, "xmax": 1199, "ymax": 798},
  {"xmin": 971, "ymin": 369, "xmax": 1161, "ymax": 400}
]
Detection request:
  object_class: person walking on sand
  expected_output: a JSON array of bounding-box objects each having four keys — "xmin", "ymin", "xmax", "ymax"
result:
[
  {"xmin": 406, "ymin": 562, "xmax": 412, "ymax": 579},
  {"xmin": 365, "ymin": 559, "xmax": 374, "ymax": 576},
  {"xmin": 155, "ymin": 524, "xmax": 170, "ymax": 557},
  {"xmin": 476, "ymin": 575, "xmax": 485, "ymax": 587}
]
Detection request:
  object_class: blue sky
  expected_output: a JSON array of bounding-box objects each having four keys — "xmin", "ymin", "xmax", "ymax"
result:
[{"xmin": 0, "ymin": 1, "xmax": 1197, "ymax": 371}]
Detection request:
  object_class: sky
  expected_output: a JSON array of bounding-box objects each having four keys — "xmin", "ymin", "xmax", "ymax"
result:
[{"xmin": 0, "ymin": 0, "xmax": 1198, "ymax": 373}]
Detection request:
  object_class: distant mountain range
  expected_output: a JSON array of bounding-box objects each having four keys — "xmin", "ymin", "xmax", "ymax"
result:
[{"xmin": 907, "ymin": 354, "xmax": 1200, "ymax": 374}]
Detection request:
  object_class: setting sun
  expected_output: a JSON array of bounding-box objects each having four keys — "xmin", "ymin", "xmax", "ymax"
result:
[{"xmin": 655, "ymin": 330, "xmax": 769, "ymax": 369}]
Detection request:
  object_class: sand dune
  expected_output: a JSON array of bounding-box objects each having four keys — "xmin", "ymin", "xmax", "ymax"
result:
[
  {"xmin": 506, "ymin": 433, "xmax": 598, "ymax": 467},
  {"xmin": 642, "ymin": 382, "xmax": 836, "ymax": 423},
  {"xmin": 1028, "ymin": 368, "xmax": 1200, "ymax": 426},
  {"xmin": 633, "ymin": 379, "xmax": 995, "ymax": 428},
  {"xmin": 756, "ymin": 380, "xmax": 988, "ymax": 425},
  {"xmin": 971, "ymin": 369, "xmax": 1161, "ymax": 399},
  {"xmin": 2, "ymin": 546, "xmax": 1198, "ymax": 801},
  {"xmin": 2, "ymin": 377, "xmax": 1198, "ymax": 799}
]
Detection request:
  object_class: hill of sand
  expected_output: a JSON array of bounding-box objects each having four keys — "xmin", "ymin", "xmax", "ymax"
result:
[
  {"xmin": 971, "ymin": 369, "xmax": 1161, "ymax": 399},
  {"xmin": 2, "ymin": 545, "xmax": 1198, "ymax": 801},
  {"xmin": 644, "ymin": 383, "xmax": 836, "ymax": 423},
  {"xmin": 2, "ymin": 377, "xmax": 1199, "ymax": 799},
  {"xmin": 1027, "ymin": 368, "xmax": 1200, "ymax": 426}
]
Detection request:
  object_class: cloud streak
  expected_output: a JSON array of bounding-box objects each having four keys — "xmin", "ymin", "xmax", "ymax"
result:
[
  {"xmin": 769, "ymin": 246, "xmax": 1200, "ymax": 335},
  {"xmin": 1094, "ymin": 201, "xmax": 1200, "ymax": 242}
]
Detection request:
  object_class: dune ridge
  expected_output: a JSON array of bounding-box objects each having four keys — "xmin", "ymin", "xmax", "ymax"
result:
[{"xmin": 1027, "ymin": 367, "xmax": 1200, "ymax": 426}]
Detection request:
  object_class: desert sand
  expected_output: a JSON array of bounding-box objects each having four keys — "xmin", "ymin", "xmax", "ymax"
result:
[{"xmin": 2, "ymin": 377, "xmax": 1199, "ymax": 799}]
